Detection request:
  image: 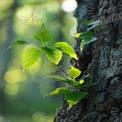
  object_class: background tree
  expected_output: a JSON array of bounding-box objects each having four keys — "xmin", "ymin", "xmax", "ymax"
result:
[
  {"xmin": 54, "ymin": 0, "xmax": 122, "ymax": 121},
  {"xmin": 0, "ymin": 0, "xmax": 77, "ymax": 121},
  {"xmin": 0, "ymin": 0, "xmax": 18, "ymax": 108}
]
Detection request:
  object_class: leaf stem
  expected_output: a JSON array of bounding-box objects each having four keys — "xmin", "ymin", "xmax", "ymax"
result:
[{"xmin": 58, "ymin": 66, "xmax": 69, "ymax": 77}]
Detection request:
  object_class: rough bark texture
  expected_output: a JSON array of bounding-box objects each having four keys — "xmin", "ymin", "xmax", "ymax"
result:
[{"xmin": 54, "ymin": 0, "xmax": 122, "ymax": 122}]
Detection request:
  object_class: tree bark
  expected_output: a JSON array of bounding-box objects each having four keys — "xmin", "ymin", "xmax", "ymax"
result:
[{"xmin": 54, "ymin": 0, "xmax": 122, "ymax": 122}]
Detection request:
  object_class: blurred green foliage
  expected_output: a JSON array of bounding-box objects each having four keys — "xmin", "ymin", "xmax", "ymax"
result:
[{"xmin": 0, "ymin": 0, "xmax": 77, "ymax": 121}]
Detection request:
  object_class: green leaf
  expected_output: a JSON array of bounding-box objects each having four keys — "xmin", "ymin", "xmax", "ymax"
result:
[
  {"xmin": 74, "ymin": 33, "xmax": 81, "ymax": 38},
  {"xmin": 54, "ymin": 42, "xmax": 78, "ymax": 60},
  {"xmin": 79, "ymin": 79, "xmax": 84, "ymax": 84},
  {"xmin": 48, "ymin": 75, "xmax": 67, "ymax": 81},
  {"xmin": 87, "ymin": 20, "xmax": 100, "ymax": 26},
  {"xmin": 80, "ymin": 31, "xmax": 93, "ymax": 41},
  {"xmin": 75, "ymin": 82, "xmax": 97, "ymax": 89},
  {"xmin": 41, "ymin": 46, "xmax": 62, "ymax": 65},
  {"xmin": 79, "ymin": 31, "xmax": 96, "ymax": 48},
  {"xmin": 81, "ymin": 82, "xmax": 97, "ymax": 88},
  {"xmin": 8, "ymin": 40, "xmax": 28, "ymax": 49},
  {"xmin": 65, "ymin": 92, "xmax": 88, "ymax": 108},
  {"xmin": 87, "ymin": 20, "xmax": 100, "ymax": 31},
  {"xmin": 83, "ymin": 20, "xmax": 93, "ymax": 25},
  {"xmin": 22, "ymin": 47, "xmax": 41, "ymax": 68},
  {"xmin": 12, "ymin": 40, "xmax": 28, "ymax": 45},
  {"xmin": 48, "ymin": 75, "xmax": 78, "ymax": 87},
  {"xmin": 78, "ymin": 74, "xmax": 89, "ymax": 85},
  {"xmin": 47, "ymin": 87, "xmax": 88, "ymax": 108},
  {"xmin": 48, "ymin": 87, "xmax": 71, "ymax": 96},
  {"xmin": 34, "ymin": 24, "xmax": 52, "ymax": 43},
  {"xmin": 81, "ymin": 37, "xmax": 97, "ymax": 48},
  {"xmin": 75, "ymin": 31, "xmax": 94, "ymax": 48},
  {"xmin": 68, "ymin": 66, "xmax": 81, "ymax": 79}
]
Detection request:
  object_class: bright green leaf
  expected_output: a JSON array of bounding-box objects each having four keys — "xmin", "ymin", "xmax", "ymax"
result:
[
  {"xmin": 54, "ymin": 42, "xmax": 78, "ymax": 60},
  {"xmin": 79, "ymin": 80, "xmax": 84, "ymax": 84},
  {"xmin": 65, "ymin": 92, "xmax": 88, "ymax": 108},
  {"xmin": 74, "ymin": 33, "xmax": 81, "ymax": 38},
  {"xmin": 34, "ymin": 24, "xmax": 52, "ymax": 43},
  {"xmin": 68, "ymin": 66, "xmax": 81, "ymax": 79},
  {"xmin": 22, "ymin": 47, "xmax": 41, "ymax": 68},
  {"xmin": 8, "ymin": 40, "xmax": 28, "ymax": 50},
  {"xmin": 48, "ymin": 87, "xmax": 71, "ymax": 96},
  {"xmin": 41, "ymin": 47, "xmax": 62, "ymax": 65}
]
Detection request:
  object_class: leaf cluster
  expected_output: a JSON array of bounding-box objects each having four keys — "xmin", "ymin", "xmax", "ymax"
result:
[{"xmin": 9, "ymin": 20, "xmax": 98, "ymax": 108}]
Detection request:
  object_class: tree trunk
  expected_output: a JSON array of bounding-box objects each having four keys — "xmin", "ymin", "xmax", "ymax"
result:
[{"xmin": 54, "ymin": 0, "xmax": 122, "ymax": 122}]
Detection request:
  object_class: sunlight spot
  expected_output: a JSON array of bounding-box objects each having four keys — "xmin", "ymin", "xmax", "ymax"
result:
[
  {"xmin": 32, "ymin": 112, "xmax": 45, "ymax": 122},
  {"xmin": 0, "ymin": 0, "xmax": 14, "ymax": 11},
  {"xmin": 4, "ymin": 83, "xmax": 19, "ymax": 95},
  {"xmin": 17, "ymin": 6, "xmax": 33, "ymax": 19},
  {"xmin": 32, "ymin": 112, "xmax": 53, "ymax": 122},
  {"xmin": 4, "ymin": 69, "xmax": 27, "ymax": 84},
  {"xmin": 17, "ymin": 6, "xmax": 45, "ymax": 25},
  {"xmin": 61, "ymin": 0, "xmax": 77, "ymax": 13}
]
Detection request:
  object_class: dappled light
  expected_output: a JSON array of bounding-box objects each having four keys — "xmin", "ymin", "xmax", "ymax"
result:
[
  {"xmin": 0, "ymin": 0, "xmax": 14, "ymax": 11},
  {"xmin": 4, "ymin": 83, "xmax": 19, "ymax": 96},
  {"xmin": 61, "ymin": 0, "xmax": 77, "ymax": 13},
  {"xmin": 4, "ymin": 69, "xmax": 27, "ymax": 83},
  {"xmin": 0, "ymin": 0, "xmax": 77, "ymax": 121}
]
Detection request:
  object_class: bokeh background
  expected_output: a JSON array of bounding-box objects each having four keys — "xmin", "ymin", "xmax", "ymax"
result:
[{"xmin": 0, "ymin": 0, "xmax": 77, "ymax": 121}]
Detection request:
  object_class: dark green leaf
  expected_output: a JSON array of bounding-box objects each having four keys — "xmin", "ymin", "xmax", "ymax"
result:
[
  {"xmin": 12, "ymin": 40, "xmax": 28, "ymax": 45},
  {"xmin": 34, "ymin": 24, "xmax": 52, "ymax": 43},
  {"xmin": 65, "ymin": 92, "xmax": 88, "ymax": 108},
  {"xmin": 54, "ymin": 42, "xmax": 78, "ymax": 60},
  {"xmin": 75, "ymin": 82, "xmax": 97, "ymax": 89},
  {"xmin": 80, "ymin": 31, "xmax": 93, "ymax": 41},
  {"xmin": 48, "ymin": 75, "xmax": 67, "ymax": 81},
  {"xmin": 87, "ymin": 20, "xmax": 100, "ymax": 31},
  {"xmin": 8, "ymin": 40, "xmax": 28, "ymax": 49},
  {"xmin": 87, "ymin": 20, "xmax": 100, "ymax": 26},
  {"xmin": 48, "ymin": 75, "xmax": 79, "ymax": 87},
  {"xmin": 81, "ymin": 37, "xmax": 97, "ymax": 48},
  {"xmin": 83, "ymin": 20, "xmax": 93, "ymax": 25},
  {"xmin": 47, "ymin": 87, "xmax": 88, "ymax": 108},
  {"xmin": 41, "ymin": 46, "xmax": 62, "ymax": 65},
  {"xmin": 74, "ymin": 31, "xmax": 93, "ymax": 42}
]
